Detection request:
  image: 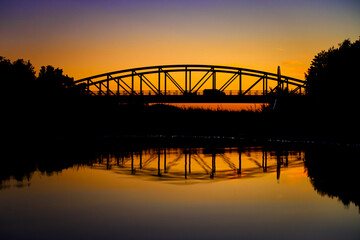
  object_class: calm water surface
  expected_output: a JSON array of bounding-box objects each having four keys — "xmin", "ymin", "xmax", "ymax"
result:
[{"xmin": 1, "ymin": 146, "xmax": 359, "ymax": 240}]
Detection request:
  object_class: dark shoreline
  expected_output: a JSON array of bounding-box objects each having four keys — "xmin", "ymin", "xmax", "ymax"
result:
[{"xmin": 5, "ymin": 94, "xmax": 360, "ymax": 149}]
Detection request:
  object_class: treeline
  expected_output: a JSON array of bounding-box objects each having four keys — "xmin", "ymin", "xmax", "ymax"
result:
[
  {"xmin": 0, "ymin": 57, "xmax": 83, "ymax": 97},
  {"xmin": 1, "ymin": 57, "xmax": 88, "ymax": 142}
]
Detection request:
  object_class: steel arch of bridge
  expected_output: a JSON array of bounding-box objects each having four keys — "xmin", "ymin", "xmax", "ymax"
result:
[{"xmin": 74, "ymin": 64, "xmax": 306, "ymax": 97}]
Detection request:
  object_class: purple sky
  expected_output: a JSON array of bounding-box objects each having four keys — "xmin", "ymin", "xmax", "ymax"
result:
[{"xmin": 1, "ymin": 0, "xmax": 359, "ymax": 79}]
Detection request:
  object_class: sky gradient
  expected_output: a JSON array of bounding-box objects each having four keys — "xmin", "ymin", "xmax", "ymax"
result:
[{"xmin": 1, "ymin": 0, "xmax": 359, "ymax": 80}]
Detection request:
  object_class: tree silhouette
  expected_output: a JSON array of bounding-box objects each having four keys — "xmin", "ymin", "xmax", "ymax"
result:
[
  {"xmin": 303, "ymin": 39, "xmax": 360, "ymax": 141},
  {"xmin": 1, "ymin": 57, "xmax": 36, "ymax": 96},
  {"xmin": 36, "ymin": 65, "xmax": 75, "ymax": 96},
  {"xmin": 305, "ymin": 39, "xmax": 360, "ymax": 107}
]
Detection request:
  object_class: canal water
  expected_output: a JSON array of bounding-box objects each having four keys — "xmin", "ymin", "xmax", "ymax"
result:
[{"xmin": 1, "ymin": 145, "xmax": 359, "ymax": 239}]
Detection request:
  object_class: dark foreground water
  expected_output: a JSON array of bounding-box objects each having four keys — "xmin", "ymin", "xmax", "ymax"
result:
[{"xmin": 1, "ymin": 144, "xmax": 359, "ymax": 240}]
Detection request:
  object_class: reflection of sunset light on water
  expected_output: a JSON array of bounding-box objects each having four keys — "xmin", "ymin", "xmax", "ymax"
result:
[
  {"xmin": 89, "ymin": 147, "xmax": 305, "ymax": 184},
  {"xmin": 1, "ymin": 145, "xmax": 359, "ymax": 240}
]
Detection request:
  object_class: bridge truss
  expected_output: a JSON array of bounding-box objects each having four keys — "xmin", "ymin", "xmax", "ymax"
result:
[{"xmin": 74, "ymin": 65, "xmax": 306, "ymax": 102}]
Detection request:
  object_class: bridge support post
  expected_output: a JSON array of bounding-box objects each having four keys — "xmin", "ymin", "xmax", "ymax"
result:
[
  {"xmin": 164, "ymin": 72, "xmax": 167, "ymax": 95},
  {"xmin": 265, "ymin": 74, "xmax": 268, "ymax": 95},
  {"xmin": 131, "ymin": 71, "xmax": 134, "ymax": 95},
  {"xmin": 239, "ymin": 70, "xmax": 242, "ymax": 95},
  {"xmin": 158, "ymin": 68, "xmax": 161, "ymax": 95},
  {"xmin": 286, "ymin": 78, "xmax": 289, "ymax": 92},
  {"xmin": 86, "ymin": 79, "xmax": 90, "ymax": 95},
  {"xmin": 263, "ymin": 74, "xmax": 268, "ymax": 95},
  {"xmin": 189, "ymin": 71, "xmax": 191, "ymax": 93},
  {"xmin": 140, "ymin": 75, "xmax": 143, "ymax": 95},
  {"xmin": 263, "ymin": 76, "xmax": 265, "ymax": 96},
  {"xmin": 106, "ymin": 77, "xmax": 110, "ymax": 96},
  {"xmin": 116, "ymin": 79, "xmax": 120, "ymax": 95},
  {"xmin": 212, "ymin": 68, "xmax": 216, "ymax": 90},
  {"xmin": 185, "ymin": 66, "xmax": 187, "ymax": 93}
]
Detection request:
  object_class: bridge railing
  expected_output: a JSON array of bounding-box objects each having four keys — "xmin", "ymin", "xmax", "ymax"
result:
[{"xmin": 89, "ymin": 89, "xmax": 305, "ymax": 96}]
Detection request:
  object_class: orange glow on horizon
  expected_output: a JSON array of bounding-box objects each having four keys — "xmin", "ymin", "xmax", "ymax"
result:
[{"xmin": 159, "ymin": 103, "xmax": 266, "ymax": 112}]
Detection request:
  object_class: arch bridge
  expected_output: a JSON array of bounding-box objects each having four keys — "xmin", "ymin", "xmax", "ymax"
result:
[{"xmin": 74, "ymin": 65, "xmax": 307, "ymax": 103}]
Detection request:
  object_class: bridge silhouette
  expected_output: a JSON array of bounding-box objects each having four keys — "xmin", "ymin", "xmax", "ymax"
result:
[{"xmin": 74, "ymin": 65, "xmax": 307, "ymax": 103}]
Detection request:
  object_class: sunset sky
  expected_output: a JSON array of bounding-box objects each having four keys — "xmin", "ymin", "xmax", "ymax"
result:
[{"xmin": 1, "ymin": 0, "xmax": 359, "ymax": 81}]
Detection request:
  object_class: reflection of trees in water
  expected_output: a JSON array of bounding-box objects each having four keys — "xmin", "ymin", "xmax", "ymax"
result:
[
  {"xmin": 0, "ymin": 147, "xmax": 95, "ymax": 189},
  {"xmin": 304, "ymin": 147, "xmax": 360, "ymax": 211}
]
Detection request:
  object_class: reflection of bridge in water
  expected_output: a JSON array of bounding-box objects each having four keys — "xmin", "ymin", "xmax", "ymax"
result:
[
  {"xmin": 74, "ymin": 65, "xmax": 307, "ymax": 103},
  {"xmin": 90, "ymin": 147, "xmax": 304, "ymax": 182}
]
